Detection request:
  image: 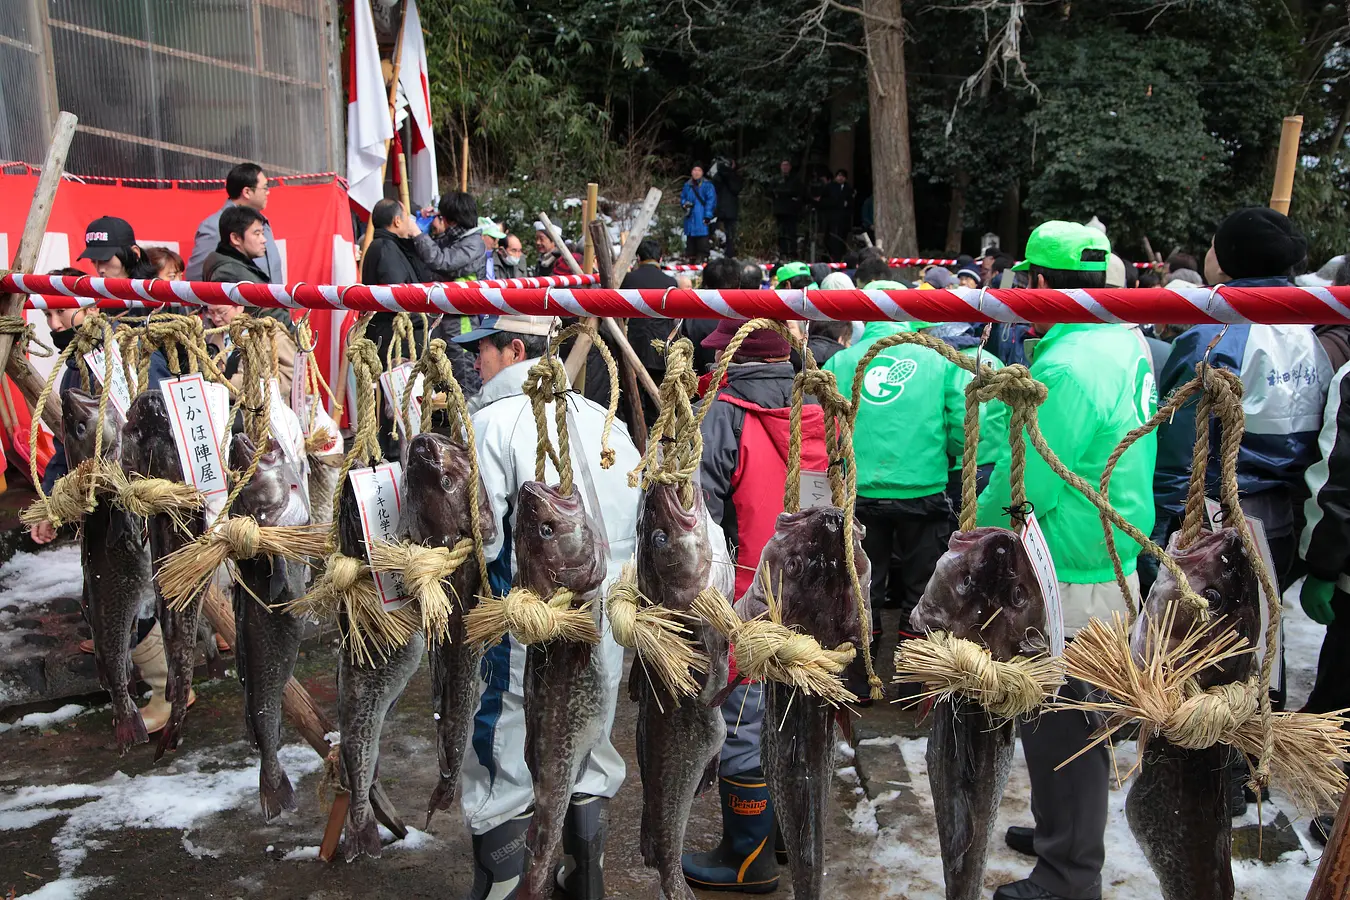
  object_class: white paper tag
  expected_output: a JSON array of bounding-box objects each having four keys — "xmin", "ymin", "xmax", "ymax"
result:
[
  {"xmin": 379, "ymin": 362, "xmax": 424, "ymax": 438},
  {"xmin": 205, "ymin": 381, "xmax": 230, "ymax": 438},
  {"xmin": 267, "ymin": 379, "xmax": 306, "ymax": 470},
  {"xmin": 161, "ymin": 374, "xmax": 228, "ymax": 502},
  {"xmin": 83, "ymin": 343, "xmax": 134, "ymax": 418},
  {"xmin": 349, "ymin": 463, "xmax": 411, "ymax": 611},
  {"xmin": 1020, "ymin": 512, "xmax": 1064, "ymax": 656},
  {"xmin": 290, "ymin": 348, "xmax": 310, "ymax": 422},
  {"xmin": 799, "ymin": 470, "xmax": 833, "ymax": 509}
]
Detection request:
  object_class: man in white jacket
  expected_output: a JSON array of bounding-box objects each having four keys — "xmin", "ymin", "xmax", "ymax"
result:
[{"xmin": 453, "ymin": 314, "xmax": 639, "ymax": 900}]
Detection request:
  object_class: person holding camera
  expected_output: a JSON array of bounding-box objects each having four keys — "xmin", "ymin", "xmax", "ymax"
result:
[{"xmin": 680, "ymin": 163, "xmax": 717, "ymax": 262}]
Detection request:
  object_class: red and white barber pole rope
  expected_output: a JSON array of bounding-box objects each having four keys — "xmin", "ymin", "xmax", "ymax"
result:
[
  {"xmin": 19, "ymin": 272, "xmax": 601, "ymax": 311},
  {"xmin": 664, "ymin": 258, "xmax": 960, "ymax": 273},
  {"xmin": 6, "ymin": 274, "xmax": 1350, "ymax": 325}
]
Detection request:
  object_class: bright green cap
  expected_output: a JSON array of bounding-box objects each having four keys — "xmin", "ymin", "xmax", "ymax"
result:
[
  {"xmin": 775, "ymin": 261, "xmax": 811, "ymax": 283},
  {"xmin": 1012, "ymin": 221, "xmax": 1111, "ymax": 273},
  {"xmin": 478, "ymin": 217, "xmax": 507, "ymax": 240},
  {"xmin": 862, "ymin": 279, "xmax": 908, "ymax": 290}
]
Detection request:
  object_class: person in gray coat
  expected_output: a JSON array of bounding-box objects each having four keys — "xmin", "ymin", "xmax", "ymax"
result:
[
  {"xmin": 186, "ymin": 162, "xmax": 283, "ymax": 283},
  {"xmin": 411, "ymin": 191, "xmax": 489, "ymax": 280}
]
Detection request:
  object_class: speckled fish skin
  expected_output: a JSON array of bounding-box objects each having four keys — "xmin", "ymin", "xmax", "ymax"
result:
[
  {"xmin": 910, "ymin": 527, "xmax": 1047, "ymax": 900},
  {"xmin": 121, "ymin": 390, "xmax": 206, "ymax": 760},
  {"xmin": 1126, "ymin": 527, "xmax": 1259, "ymax": 900},
  {"xmin": 306, "ymin": 454, "xmax": 339, "ymax": 527},
  {"xmin": 334, "ymin": 478, "xmax": 425, "ymax": 862},
  {"xmin": 516, "ymin": 480, "xmax": 606, "ymax": 900},
  {"xmin": 737, "ymin": 506, "xmax": 871, "ymax": 900},
  {"xmin": 228, "ymin": 433, "xmax": 307, "ymax": 821},
  {"xmin": 631, "ymin": 483, "xmax": 729, "ymax": 900},
  {"xmin": 65, "ymin": 387, "xmax": 150, "ymax": 754},
  {"xmin": 401, "ymin": 432, "xmax": 497, "ymax": 826}
]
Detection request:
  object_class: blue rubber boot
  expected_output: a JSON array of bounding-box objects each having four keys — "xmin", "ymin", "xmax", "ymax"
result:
[{"xmin": 681, "ymin": 768, "xmax": 779, "ymax": 893}]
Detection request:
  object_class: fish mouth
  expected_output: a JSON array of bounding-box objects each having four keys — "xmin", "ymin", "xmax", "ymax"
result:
[
  {"xmin": 650, "ymin": 483, "xmax": 699, "ymax": 531},
  {"xmin": 409, "ymin": 432, "xmax": 452, "ymax": 467}
]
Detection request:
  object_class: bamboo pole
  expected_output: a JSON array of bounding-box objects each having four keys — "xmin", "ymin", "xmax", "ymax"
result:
[
  {"xmin": 0, "ymin": 111, "xmax": 77, "ymax": 448},
  {"xmin": 1270, "ymin": 115, "xmax": 1304, "ymax": 215},
  {"xmin": 1307, "ymin": 789, "xmax": 1350, "ymax": 898},
  {"xmin": 582, "ymin": 182, "xmax": 599, "ymax": 274},
  {"xmin": 397, "ymin": 151, "xmax": 411, "ymax": 214},
  {"xmin": 460, "ymin": 134, "xmax": 469, "ymax": 192}
]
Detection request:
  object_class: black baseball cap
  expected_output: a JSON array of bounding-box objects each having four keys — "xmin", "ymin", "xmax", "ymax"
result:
[{"xmin": 78, "ymin": 216, "xmax": 136, "ymax": 262}]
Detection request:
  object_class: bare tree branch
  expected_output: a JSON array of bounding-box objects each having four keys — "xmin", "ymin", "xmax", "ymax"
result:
[{"xmin": 945, "ymin": 0, "xmax": 1038, "ymax": 136}]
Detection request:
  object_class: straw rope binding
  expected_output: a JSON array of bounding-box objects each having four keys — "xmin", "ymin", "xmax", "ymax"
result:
[
  {"xmin": 606, "ymin": 562, "xmax": 707, "ymax": 699},
  {"xmin": 893, "ymin": 631, "xmax": 1064, "ymax": 720}
]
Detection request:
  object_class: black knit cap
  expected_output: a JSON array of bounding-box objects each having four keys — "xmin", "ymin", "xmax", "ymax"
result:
[{"xmin": 1213, "ymin": 207, "xmax": 1307, "ymax": 279}]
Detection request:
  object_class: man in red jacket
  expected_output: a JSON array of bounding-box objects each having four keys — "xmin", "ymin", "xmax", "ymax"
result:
[{"xmin": 682, "ymin": 319, "xmax": 829, "ymax": 893}]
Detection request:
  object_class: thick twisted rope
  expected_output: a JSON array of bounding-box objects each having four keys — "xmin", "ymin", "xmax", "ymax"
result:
[
  {"xmin": 367, "ymin": 537, "xmax": 476, "ymax": 641},
  {"xmin": 464, "ymin": 586, "xmax": 600, "ymax": 646},
  {"xmin": 628, "ymin": 338, "xmax": 702, "ymax": 507},
  {"xmin": 286, "ymin": 551, "xmax": 422, "ymax": 667},
  {"xmin": 157, "ymin": 515, "xmax": 329, "ymax": 612},
  {"xmin": 331, "ymin": 329, "xmax": 383, "ymax": 533},
  {"xmin": 606, "ymin": 562, "xmax": 708, "ymax": 700},
  {"xmin": 893, "ymin": 631, "xmax": 1065, "ymax": 720}
]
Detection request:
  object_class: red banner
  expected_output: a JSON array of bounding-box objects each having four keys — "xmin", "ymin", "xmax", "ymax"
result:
[{"xmin": 0, "ymin": 173, "xmax": 355, "ymax": 484}]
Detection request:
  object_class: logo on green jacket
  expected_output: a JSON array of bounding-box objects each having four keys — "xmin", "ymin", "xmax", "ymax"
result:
[{"xmin": 861, "ymin": 358, "xmax": 918, "ymax": 405}]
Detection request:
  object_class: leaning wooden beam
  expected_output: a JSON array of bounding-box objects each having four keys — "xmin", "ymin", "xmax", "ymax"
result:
[
  {"xmin": 0, "ymin": 111, "xmax": 77, "ymax": 436},
  {"xmin": 590, "ymin": 218, "xmax": 649, "ymax": 451}
]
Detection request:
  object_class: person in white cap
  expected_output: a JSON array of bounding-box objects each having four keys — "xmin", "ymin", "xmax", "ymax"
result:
[{"xmin": 451, "ymin": 314, "xmax": 639, "ymax": 900}]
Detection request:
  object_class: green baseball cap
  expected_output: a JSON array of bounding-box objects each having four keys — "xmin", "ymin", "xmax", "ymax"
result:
[
  {"xmin": 477, "ymin": 217, "xmax": 507, "ymax": 240},
  {"xmin": 1012, "ymin": 221, "xmax": 1111, "ymax": 273},
  {"xmin": 775, "ymin": 261, "xmax": 811, "ymax": 283}
]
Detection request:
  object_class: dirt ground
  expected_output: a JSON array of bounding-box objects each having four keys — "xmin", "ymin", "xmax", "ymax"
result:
[{"xmin": 0, "ymin": 591, "xmax": 924, "ymax": 900}]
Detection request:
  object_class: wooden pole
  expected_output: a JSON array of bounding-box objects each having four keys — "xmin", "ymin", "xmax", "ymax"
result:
[
  {"xmin": 0, "ymin": 110, "xmax": 77, "ymax": 439},
  {"xmin": 1270, "ymin": 114, "xmax": 1304, "ymax": 215},
  {"xmin": 1308, "ymin": 790, "xmax": 1350, "ymax": 898},
  {"xmin": 460, "ymin": 134, "xmax": 469, "ymax": 192},
  {"xmin": 582, "ymin": 182, "xmax": 599, "ymax": 274},
  {"xmin": 611, "ymin": 188, "xmax": 663, "ymax": 284},
  {"xmin": 397, "ymin": 151, "xmax": 411, "ymax": 214}
]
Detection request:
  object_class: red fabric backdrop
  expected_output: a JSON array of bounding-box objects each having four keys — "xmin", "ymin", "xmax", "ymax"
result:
[{"xmin": 0, "ymin": 173, "xmax": 356, "ymax": 483}]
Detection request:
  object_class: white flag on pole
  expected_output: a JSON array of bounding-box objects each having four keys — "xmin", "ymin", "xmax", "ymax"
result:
[
  {"xmin": 346, "ymin": 0, "xmax": 392, "ymax": 213},
  {"xmin": 398, "ymin": 0, "xmax": 439, "ymax": 210}
]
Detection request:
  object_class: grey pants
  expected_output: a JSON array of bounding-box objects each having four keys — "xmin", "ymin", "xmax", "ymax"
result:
[
  {"xmin": 1020, "ymin": 675, "xmax": 1108, "ymax": 899},
  {"xmin": 719, "ymin": 682, "xmax": 763, "ymax": 777}
]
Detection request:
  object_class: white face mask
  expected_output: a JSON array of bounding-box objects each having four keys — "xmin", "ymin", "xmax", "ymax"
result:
[{"xmin": 504, "ymin": 254, "xmax": 522, "ymax": 265}]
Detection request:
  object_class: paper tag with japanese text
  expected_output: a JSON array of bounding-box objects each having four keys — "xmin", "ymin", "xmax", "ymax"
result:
[
  {"xmin": 349, "ymin": 463, "xmax": 412, "ymax": 611},
  {"xmin": 161, "ymin": 374, "xmax": 228, "ymax": 503},
  {"xmin": 379, "ymin": 362, "xmax": 424, "ymax": 438},
  {"xmin": 798, "ymin": 470, "xmax": 833, "ymax": 509},
  {"xmin": 83, "ymin": 342, "xmax": 135, "ymax": 418},
  {"xmin": 290, "ymin": 347, "xmax": 309, "ymax": 422},
  {"xmin": 1020, "ymin": 512, "xmax": 1064, "ymax": 656}
]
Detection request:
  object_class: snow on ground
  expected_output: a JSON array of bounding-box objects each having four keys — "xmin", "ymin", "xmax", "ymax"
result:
[
  {"xmin": 0, "ymin": 742, "xmax": 323, "ymax": 892},
  {"xmin": 857, "ymin": 589, "xmax": 1331, "ymax": 899},
  {"xmin": 0, "ymin": 544, "xmax": 83, "ymax": 612},
  {"xmin": 0, "ymin": 704, "xmax": 90, "ymax": 734}
]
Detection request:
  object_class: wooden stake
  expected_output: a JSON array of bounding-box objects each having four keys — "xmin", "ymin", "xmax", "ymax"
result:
[
  {"xmin": 0, "ymin": 110, "xmax": 77, "ymax": 442},
  {"xmin": 319, "ymin": 793, "xmax": 351, "ymax": 863},
  {"xmin": 460, "ymin": 134, "xmax": 469, "ymax": 192},
  {"xmin": 1307, "ymin": 789, "xmax": 1350, "ymax": 898},
  {"xmin": 582, "ymin": 182, "xmax": 599, "ymax": 274},
  {"xmin": 1270, "ymin": 114, "xmax": 1304, "ymax": 215},
  {"xmin": 611, "ymin": 188, "xmax": 664, "ymax": 284}
]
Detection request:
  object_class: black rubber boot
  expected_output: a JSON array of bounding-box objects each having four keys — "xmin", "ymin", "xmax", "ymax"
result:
[
  {"xmin": 775, "ymin": 824, "xmax": 787, "ymax": 865},
  {"xmin": 557, "ymin": 793, "xmax": 607, "ymax": 899},
  {"xmin": 468, "ymin": 809, "xmax": 530, "ymax": 900},
  {"xmin": 681, "ymin": 768, "xmax": 779, "ymax": 893}
]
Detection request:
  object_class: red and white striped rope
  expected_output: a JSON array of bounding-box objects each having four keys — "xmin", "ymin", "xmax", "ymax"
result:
[
  {"xmin": 664, "ymin": 258, "xmax": 960, "ymax": 273},
  {"xmin": 7, "ymin": 275, "xmax": 1350, "ymax": 325},
  {"xmin": 19, "ymin": 272, "xmax": 600, "ymax": 311}
]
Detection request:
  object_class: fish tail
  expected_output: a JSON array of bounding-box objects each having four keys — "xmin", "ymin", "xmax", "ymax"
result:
[
  {"xmin": 342, "ymin": 810, "xmax": 383, "ymax": 862},
  {"xmin": 113, "ymin": 703, "xmax": 149, "ymax": 755},
  {"xmin": 260, "ymin": 763, "xmax": 297, "ymax": 822},
  {"xmin": 425, "ymin": 775, "xmax": 456, "ymax": 828}
]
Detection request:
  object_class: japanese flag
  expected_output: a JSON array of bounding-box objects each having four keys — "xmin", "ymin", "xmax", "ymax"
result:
[
  {"xmin": 397, "ymin": 0, "xmax": 439, "ymax": 210},
  {"xmin": 346, "ymin": 0, "xmax": 392, "ymax": 214}
]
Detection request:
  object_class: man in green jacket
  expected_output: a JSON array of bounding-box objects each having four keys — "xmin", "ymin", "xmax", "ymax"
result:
[
  {"xmin": 978, "ymin": 221, "xmax": 1157, "ymax": 900},
  {"xmin": 825, "ymin": 294, "xmax": 972, "ymax": 683}
]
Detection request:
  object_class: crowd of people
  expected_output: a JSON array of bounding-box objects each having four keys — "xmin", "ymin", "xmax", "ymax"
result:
[{"xmin": 27, "ymin": 156, "xmax": 1350, "ymax": 900}]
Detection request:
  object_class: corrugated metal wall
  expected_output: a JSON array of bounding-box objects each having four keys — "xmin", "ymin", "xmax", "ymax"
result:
[{"xmin": 0, "ymin": 0, "xmax": 340, "ymax": 180}]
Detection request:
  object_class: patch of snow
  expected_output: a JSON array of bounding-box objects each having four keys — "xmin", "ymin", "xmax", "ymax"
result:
[
  {"xmin": 562, "ymin": 197, "xmax": 582, "ymax": 209},
  {"xmin": 281, "ymin": 845, "xmax": 320, "ymax": 861},
  {"xmin": 0, "ymin": 704, "xmax": 89, "ymax": 734},
  {"xmin": 16, "ymin": 876, "xmax": 112, "ymax": 899},
  {"xmin": 835, "ymin": 765, "xmax": 859, "ymax": 784},
  {"xmin": 1282, "ymin": 578, "xmax": 1321, "ymax": 711},
  {"xmin": 323, "ymin": 731, "xmax": 341, "ymax": 746},
  {"xmin": 181, "ymin": 833, "xmax": 221, "ymax": 859},
  {"xmin": 836, "ymin": 740, "xmax": 856, "ymax": 760},
  {"xmin": 376, "ymin": 824, "xmax": 437, "ymax": 851},
  {"xmin": 0, "ymin": 744, "xmax": 322, "ymax": 879},
  {"xmin": 0, "ymin": 544, "xmax": 83, "ymax": 610}
]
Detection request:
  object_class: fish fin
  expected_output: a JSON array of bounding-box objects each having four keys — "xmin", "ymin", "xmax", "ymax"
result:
[
  {"xmin": 709, "ymin": 675, "xmax": 747, "ymax": 710},
  {"xmin": 114, "ymin": 707, "xmax": 149, "ymax": 755},
  {"xmin": 426, "ymin": 776, "xmax": 456, "ymax": 828},
  {"xmin": 261, "ymin": 766, "xmax": 297, "ymax": 821},
  {"xmin": 342, "ymin": 814, "xmax": 383, "ymax": 862},
  {"xmin": 267, "ymin": 558, "xmax": 291, "ymax": 605},
  {"xmin": 697, "ymin": 753, "xmax": 721, "ymax": 797}
]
